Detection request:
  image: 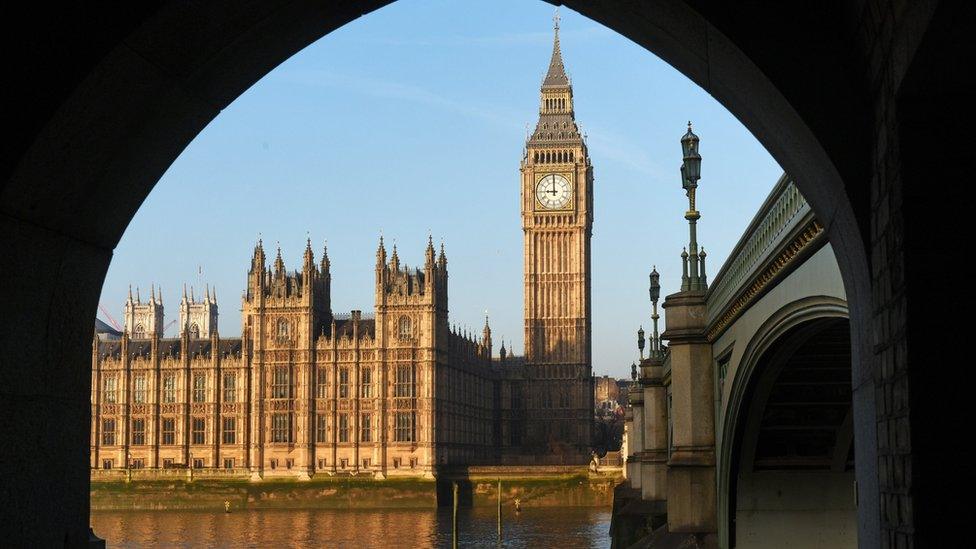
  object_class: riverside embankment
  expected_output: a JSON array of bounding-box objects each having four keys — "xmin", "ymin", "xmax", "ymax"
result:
[{"xmin": 90, "ymin": 469, "xmax": 622, "ymax": 511}]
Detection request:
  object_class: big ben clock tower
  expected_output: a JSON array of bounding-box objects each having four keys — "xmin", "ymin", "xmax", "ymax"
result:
[{"xmin": 519, "ymin": 13, "xmax": 593, "ymax": 460}]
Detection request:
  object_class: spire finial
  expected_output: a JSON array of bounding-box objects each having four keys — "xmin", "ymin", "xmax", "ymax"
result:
[{"xmin": 554, "ymin": 6, "xmax": 560, "ymax": 32}]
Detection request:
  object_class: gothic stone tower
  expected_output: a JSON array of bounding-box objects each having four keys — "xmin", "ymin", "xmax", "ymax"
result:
[{"xmin": 520, "ymin": 16, "xmax": 594, "ymax": 460}]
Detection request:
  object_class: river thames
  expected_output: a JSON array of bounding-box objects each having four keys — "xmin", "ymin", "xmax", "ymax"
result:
[{"xmin": 91, "ymin": 506, "xmax": 612, "ymax": 548}]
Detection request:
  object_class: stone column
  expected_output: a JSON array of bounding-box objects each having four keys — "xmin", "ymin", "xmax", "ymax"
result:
[
  {"xmin": 640, "ymin": 355, "xmax": 668, "ymax": 512},
  {"xmin": 661, "ymin": 291, "xmax": 715, "ymax": 533},
  {"xmin": 626, "ymin": 384, "xmax": 644, "ymax": 491}
]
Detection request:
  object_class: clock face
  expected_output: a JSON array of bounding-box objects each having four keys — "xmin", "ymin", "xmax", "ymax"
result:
[{"xmin": 536, "ymin": 174, "xmax": 572, "ymax": 210}]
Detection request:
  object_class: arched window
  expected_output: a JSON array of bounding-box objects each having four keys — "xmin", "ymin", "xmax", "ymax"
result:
[
  {"xmin": 398, "ymin": 316, "xmax": 412, "ymax": 339},
  {"xmin": 133, "ymin": 323, "xmax": 145, "ymax": 339},
  {"xmin": 189, "ymin": 323, "xmax": 200, "ymax": 338},
  {"xmin": 277, "ymin": 318, "xmax": 289, "ymax": 338}
]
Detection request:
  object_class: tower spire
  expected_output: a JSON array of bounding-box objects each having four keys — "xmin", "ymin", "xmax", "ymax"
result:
[{"xmin": 543, "ymin": 8, "xmax": 569, "ymax": 88}]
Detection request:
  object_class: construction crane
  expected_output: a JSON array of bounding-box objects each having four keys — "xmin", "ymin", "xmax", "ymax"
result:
[
  {"xmin": 164, "ymin": 319, "xmax": 178, "ymax": 336},
  {"xmin": 98, "ymin": 304, "xmax": 123, "ymax": 332}
]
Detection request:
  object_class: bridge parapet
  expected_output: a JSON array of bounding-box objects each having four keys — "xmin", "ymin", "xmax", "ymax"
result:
[{"xmin": 705, "ymin": 175, "xmax": 817, "ymax": 336}]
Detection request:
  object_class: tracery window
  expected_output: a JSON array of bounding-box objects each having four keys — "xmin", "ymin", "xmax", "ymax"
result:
[
  {"xmin": 271, "ymin": 413, "xmax": 291, "ymax": 443},
  {"xmin": 222, "ymin": 372, "xmax": 236, "ymax": 402},
  {"xmin": 361, "ymin": 413, "xmax": 372, "ymax": 442},
  {"xmin": 133, "ymin": 373, "xmax": 146, "ymax": 403},
  {"xmin": 394, "ymin": 365, "xmax": 415, "ymax": 398},
  {"xmin": 394, "ymin": 412, "xmax": 415, "ymax": 442},
  {"xmin": 316, "ymin": 367, "xmax": 328, "ymax": 398},
  {"xmin": 190, "ymin": 323, "xmax": 200, "ymax": 338},
  {"xmin": 192, "ymin": 372, "xmax": 206, "ymax": 402},
  {"xmin": 272, "ymin": 366, "xmax": 290, "ymax": 399},
  {"xmin": 222, "ymin": 417, "xmax": 236, "ymax": 444},
  {"xmin": 398, "ymin": 316, "xmax": 412, "ymax": 339},
  {"xmin": 316, "ymin": 414, "xmax": 328, "ymax": 443},
  {"xmin": 134, "ymin": 323, "xmax": 145, "ymax": 339},
  {"xmin": 103, "ymin": 376, "xmax": 118, "ymax": 404},
  {"xmin": 102, "ymin": 419, "xmax": 116, "ymax": 445},
  {"xmin": 161, "ymin": 418, "xmax": 175, "ymax": 445},
  {"xmin": 131, "ymin": 418, "xmax": 145, "ymax": 445},
  {"xmin": 276, "ymin": 318, "xmax": 289, "ymax": 339},
  {"xmin": 191, "ymin": 417, "xmax": 205, "ymax": 444},
  {"xmin": 338, "ymin": 414, "xmax": 349, "ymax": 443},
  {"xmin": 162, "ymin": 373, "xmax": 176, "ymax": 403},
  {"xmin": 360, "ymin": 367, "xmax": 372, "ymax": 398},
  {"xmin": 338, "ymin": 367, "xmax": 349, "ymax": 398}
]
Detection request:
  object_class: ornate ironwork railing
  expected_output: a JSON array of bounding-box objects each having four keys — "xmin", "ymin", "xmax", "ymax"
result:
[{"xmin": 705, "ymin": 174, "xmax": 812, "ymax": 327}]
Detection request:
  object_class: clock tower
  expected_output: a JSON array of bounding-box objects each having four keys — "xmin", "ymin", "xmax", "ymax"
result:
[{"xmin": 519, "ymin": 13, "xmax": 593, "ymax": 459}]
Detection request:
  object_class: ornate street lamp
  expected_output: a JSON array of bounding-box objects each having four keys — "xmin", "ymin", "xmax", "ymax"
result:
[
  {"xmin": 637, "ymin": 326, "xmax": 646, "ymax": 359},
  {"xmin": 648, "ymin": 266, "xmax": 661, "ymax": 356},
  {"xmin": 679, "ymin": 122, "xmax": 706, "ymax": 292}
]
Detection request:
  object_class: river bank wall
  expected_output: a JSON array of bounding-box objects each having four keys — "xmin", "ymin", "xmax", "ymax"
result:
[{"xmin": 90, "ymin": 469, "xmax": 622, "ymax": 511}]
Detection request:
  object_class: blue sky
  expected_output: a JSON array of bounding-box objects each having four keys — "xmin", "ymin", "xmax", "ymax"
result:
[{"xmin": 99, "ymin": 0, "xmax": 782, "ymax": 379}]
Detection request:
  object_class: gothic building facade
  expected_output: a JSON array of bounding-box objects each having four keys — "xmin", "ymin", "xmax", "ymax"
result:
[
  {"xmin": 91, "ymin": 238, "xmax": 496, "ymax": 478},
  {"xmin": 90, "ymin": 18, "xmax": 595, "ymax": 476}
]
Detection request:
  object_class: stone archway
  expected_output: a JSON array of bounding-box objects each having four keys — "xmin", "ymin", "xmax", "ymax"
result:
[
  {"xmin": 8, "ymin": 1, "xmax": 961, "ymax": 546},
  {"xmin": 723, "ymin": 309, "xmax": 855, "ymax": 547}
]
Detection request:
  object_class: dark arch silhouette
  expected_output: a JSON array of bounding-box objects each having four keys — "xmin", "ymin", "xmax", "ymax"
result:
[{"xmin": 1, "ymin": 1, "xmax": 967, "ymax": 546}]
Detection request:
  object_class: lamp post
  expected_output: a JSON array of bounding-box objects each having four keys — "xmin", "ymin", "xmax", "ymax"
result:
[
  {"xmin": 680, "ymin": 122, "xmax": 705, "ymax": 292},
  {"xmin": 637, "ymin": 326, "xmax": 646, "ymax": 360},
  {"xmin": 648, "ymin": 267, "xmax": 661, "ymax": 357}
]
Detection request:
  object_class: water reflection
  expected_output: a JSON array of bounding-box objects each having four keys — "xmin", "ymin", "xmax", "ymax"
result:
[{"xmin": 92, "ymin": 507, "xmax": 611, "ymax": 548}]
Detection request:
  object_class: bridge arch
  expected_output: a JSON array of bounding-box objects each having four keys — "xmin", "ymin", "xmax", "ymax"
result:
[
  {"xmin": 6, "ymin": 0, "xmax": 963, "ymax": 545},
  {"xmin": 720, "ymin": 298, "xmax": 853, "ymax": 547}
]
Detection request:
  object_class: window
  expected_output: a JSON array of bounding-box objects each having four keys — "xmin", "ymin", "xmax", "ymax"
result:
[
  {"xmin": 270, "ymin": 459, "xmax": 278, "ymax": 470},
  {"xmin": 134, "ymin": 323, "xmax": 145, "ymax": 339},
  {"xmin": 340, "ymin": 458, "xmax": 348, "ymax": 469},
  {"xmin": 190, "ymin": 323, "xmax": 200, "ymax": 338},
  {"xmin": 338, "ymin": 368, "xmax": 349, "ymax": 398},
  {"xmin": 316, "ymin": 414, "xmax": 328, "ymax": 443},
  {"xmin": 162, "ymin": 458, "xmax": 173, "ymax": 468},
  {"xmin": 395, "ymin": 366, "xmax": 414, "ymax": 398},
  {"xmin": 277, "ymin": 318, "xmax": 289, "ymax": 338},
  {"xmin": 360, "ymin": 414, "xmax": 372, "ymax": 443},
  {"xmin": 394, "ymin": 412, "xmax": 415, "ymax": 442},
  {"xmin": 317, "ymin": 459, "xmax": 327, "ymax": 469},
  {"xmin": 103, "ymin": 376, "xmax": 117, "ymax": 404},
  {"xmin": 362, "ymin": 458, "xmax": 371, "ymax": 469},
  {"xmin": 102, "ymin": 460, "xmax": 113, "ymax": 470},
  {"xmin": 286, "ymin": 459, "xmax": 294, "ymax": 470},
  {"xmin": 316, "ymin": 367, "xmax": 328, "ymax": 398},
  {"xmin": 398, "ymin": 316, "xmax": 412, "ymax": 339},
  {"xmin": 223, "ymin": 458, "xmax": 234, "ymax": 470},
  {"xmin": 163, "ymin": 373, "xmax": 176, "ymax": 403},
  {"xmin": 338, "ymin": 414, "xmax": 349, "ymax": 443},
  {"xmin": 222, "ymin": 417, "xmax": 236, "ymax": 444},
  {"xmin": 131, "ymin": 418, "xmax": 146, "ymax": 445},
  {"xmin": 361, "ymin": 367, "xmax": 372, "ymax": 398},
  {"xmin": 271, "ymin": 413, "xmax": 291, "ymax": 443},
  {"xmin": 162, "ymin": 418, "xmax": 175, "ymax": 445},
  {"xmin": 392, "ymin": 458, "xmax": 400, "ymax": 469},
  {"xmin": 133, "ymin": 373, "xmax": 146, "ymax": 403},
  {"xmin": 223, "ymin": 372, "xmax": 236, "ymax": 402},
  {"xmin": 272, "ymin": 366, "xmax": 290, "ymax": 399},
  {"xmin": 192, "ymin": 458, "xmax": 204, "ymax": 469},
  {"xmin": 191, "ymin": 417, "xmax": 205, "ymax": 444},
  {"xmin": 101, "ymin": 419, "xmax": 116, "ymax": 445},
  {"xmin": 193, "ymin": 372, "xmax": 206, "ymax": 402},
  {"xmin": 409, "ymin": 458, "xmax": 418, "ymax": 469},
  {"xmin": 131, "ymin": 459, "xmax": 145, "ymax": 469}
]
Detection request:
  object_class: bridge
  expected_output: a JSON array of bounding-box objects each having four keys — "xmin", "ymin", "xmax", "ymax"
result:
[{"xmin": 617, "ymin": 175, "xmax": 856, "ymax": 547}]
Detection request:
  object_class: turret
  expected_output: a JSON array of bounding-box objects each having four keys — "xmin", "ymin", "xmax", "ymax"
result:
[{"xmin": 482, "ymin": 314, "xmax": 493, "ymax": 357}]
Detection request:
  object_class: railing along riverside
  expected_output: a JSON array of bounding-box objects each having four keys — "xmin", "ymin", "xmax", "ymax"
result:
[{"xmin": 705, "ymin": 174, "xmax": 810, "ymax": 326}]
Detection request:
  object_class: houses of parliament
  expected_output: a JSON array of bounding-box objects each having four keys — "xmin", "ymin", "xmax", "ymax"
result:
[{"xmin": 90, "ymin": 19, "xmax": 595, "ymax": 478}]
